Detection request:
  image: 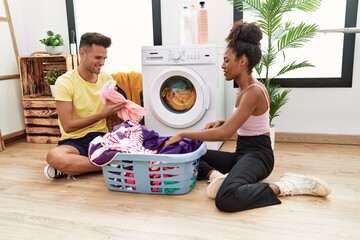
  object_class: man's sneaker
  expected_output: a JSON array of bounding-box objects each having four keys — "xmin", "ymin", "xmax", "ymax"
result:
[
  {"xmin": 206, "ymin": 171, "xmax": 228, "ymax": 199},
  {"xmin": 44, "ymin": 164, "xmax": 66, "ymax": 180},
  {"xmin": 274, "ymin": 173, "xmax": 331, "ymax": 197}
]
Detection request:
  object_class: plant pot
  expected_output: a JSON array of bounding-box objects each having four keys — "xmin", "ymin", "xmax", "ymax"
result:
[
  {"xmin": 49, "ymin": 85, "xmax": 55, "ymax": 97},
  {"xmin": 270, "ymin": 124, "xmax": 275, "ymax": 150},
  {"xmin": 45, "ymin": 46, "xmax": 64, "ymax": 55}
]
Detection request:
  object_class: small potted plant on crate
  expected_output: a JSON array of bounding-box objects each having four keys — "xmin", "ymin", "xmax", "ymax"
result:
[
  {"xmin": 40, "ymin": 31, "xmax": 64, "ymax": 55},
  {"xmin": 45, "ymin": 70, "xmax": 63, "ymax": 97}
]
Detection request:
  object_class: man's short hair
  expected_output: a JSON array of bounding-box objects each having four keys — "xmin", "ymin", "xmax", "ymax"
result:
[{"xmin": 79, "ymin": 32, "xmax": 111, "ymax": 49}]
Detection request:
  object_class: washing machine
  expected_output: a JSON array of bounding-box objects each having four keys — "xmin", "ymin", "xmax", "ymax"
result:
[{"xmin": 141, "ymin": 44, "xmax": 226, "ymax": 150}]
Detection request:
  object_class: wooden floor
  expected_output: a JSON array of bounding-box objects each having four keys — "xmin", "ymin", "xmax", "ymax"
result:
[{"xmin": 0, "ymin": 139, "xmax": 359, "ymax": 240}]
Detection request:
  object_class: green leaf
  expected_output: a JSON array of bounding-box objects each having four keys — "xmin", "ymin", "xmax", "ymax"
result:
[
  {"xmin": 292, "ymin": 0, "xmax": 322, "ymax": 12},
  {"xmin": 40, "ymin": 30, "xmax": 64, "ymax": 47},
  {"xmin": 267, "ymin": 84, "xmax": 291, "ymax": 124},
  {"xmin": 277, "ymin": 22, "xmax": 318, "ymax": 50},
  {"xmin": 45, "ymin": 70, "xmax": 63, "ymax": 85},
  {"xmin": 275, "ymin": 60, "xmax": 315, "ymax": 78}
]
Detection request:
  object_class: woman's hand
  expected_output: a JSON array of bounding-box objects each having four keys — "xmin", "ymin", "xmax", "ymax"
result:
[
  {"xmin": 205, "ymin": 120, "xmax": 225, "ymax": 129},
  {"xmin": 164, "ymin": 133, "xmax": 183, "ymax": 147}
]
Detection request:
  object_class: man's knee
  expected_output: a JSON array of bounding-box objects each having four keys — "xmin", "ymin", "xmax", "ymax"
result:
[{"xmin": 46, "ymin": 147, "xmax": 70, "ymax": 170}]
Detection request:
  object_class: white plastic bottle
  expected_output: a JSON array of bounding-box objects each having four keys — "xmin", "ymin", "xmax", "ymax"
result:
[
  {"xmin": 198, "ymin": 1, "xmax": 208, "ymax": 44},
  {"xmin": 190, "ymin": 4, "xmax": 198, "ymax": 44},
  {"xmin": 180, "ymin": 5, "xmax": 193, "ymax": 45}
]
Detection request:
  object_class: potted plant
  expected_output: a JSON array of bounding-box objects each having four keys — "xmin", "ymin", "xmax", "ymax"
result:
[
  {"xmin": 40, "ymin": 31, "xmax": 64, "ymax": 55},
  {"xmin": 45, "ymin": 69, "xmax": 62, "ymax": 97},
  {"xmin": 228, "ymin": 0, "xmax": 322, "ymax": 148}
]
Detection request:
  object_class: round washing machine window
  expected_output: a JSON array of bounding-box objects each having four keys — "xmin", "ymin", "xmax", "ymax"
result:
[
  {"xmin": 149, "ymin": 66, "xmax": 210, "ymax": 128},
  {"xmin": 160, "ymin": 76, "xmax": 196, "ymax": 113}
]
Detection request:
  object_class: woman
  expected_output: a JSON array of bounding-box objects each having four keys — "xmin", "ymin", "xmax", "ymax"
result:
[{"xmin": 164, "ymin": 20, "xmax": 331, "ymax": 212}]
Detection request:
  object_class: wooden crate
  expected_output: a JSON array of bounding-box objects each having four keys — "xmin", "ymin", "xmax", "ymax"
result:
[
  {"xmin": 18, "ymin": 55, "xmax": 78, "ymax": 143},
  {"xmin": 22, "ymin": 96, "xmax": 60, "ymax": 144},
  {"xmin": 18, "ymin": 55, "xmax": 77, "ymax": 97}
]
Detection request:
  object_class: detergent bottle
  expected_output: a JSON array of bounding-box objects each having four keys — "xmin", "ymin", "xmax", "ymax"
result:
[
  {"xmin": 198, "ymin": 1, "xmax": 208, "ymax": 44},
  {"xmin": 190, "ymin": 4, "xmax": 198, "ymax": 44},
  {"xmin": 180, "ymin": 5, "xmax": 193, "ymax": 45}
]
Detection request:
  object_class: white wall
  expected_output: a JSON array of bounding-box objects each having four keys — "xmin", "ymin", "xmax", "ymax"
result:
[
  {"xmin": 10, "ymin": 0, "xmax": 70, "ymax": 56},
  {"xmin": 73, "ymin": 0, "xmax": 153, "ymax": 73},
  {"xmin": 0, "ymin": 79, "xmax": 23, "ymax": 135},
  {"xmin": 2, "ymin": 0, "xmax": 360, "ymax": 136}
]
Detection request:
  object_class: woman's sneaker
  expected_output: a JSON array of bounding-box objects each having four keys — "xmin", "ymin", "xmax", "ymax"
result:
[
  {"xmin": 44, "ymin": 164, "xmax": 66, "ymax": 180},
  {"xmin": 206, "ymin": 171, "xmax": 228, "ymax": 199},
  {"xmin": 274, "ymin": 173, "xmax": 331, "ymax": 197}
]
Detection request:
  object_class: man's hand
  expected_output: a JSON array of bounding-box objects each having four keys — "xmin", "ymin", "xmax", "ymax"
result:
[{"xmin": 101, "ymin": 102, "xmax": 125, "ymax": 118}]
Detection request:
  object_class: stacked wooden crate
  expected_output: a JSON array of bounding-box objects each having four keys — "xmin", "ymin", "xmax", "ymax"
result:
[{"xmin": 18, "ymin": 55, "xmax": 78, "ymax": 143}]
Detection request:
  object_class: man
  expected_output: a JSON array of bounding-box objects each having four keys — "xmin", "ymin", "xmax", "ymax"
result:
[{"xmin": 44, "ymin": 32, "xmax": 124, "ymax": 179}]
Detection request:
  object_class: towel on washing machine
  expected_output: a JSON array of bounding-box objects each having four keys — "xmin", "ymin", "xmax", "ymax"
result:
[{"xmin": 111, "ymin": 71, "xmax": 143, "ymax": 107}]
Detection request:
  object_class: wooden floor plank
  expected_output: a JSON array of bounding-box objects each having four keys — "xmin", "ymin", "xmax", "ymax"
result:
[{"xmin": 0, "ymin": 139, "xmax": 360, "ymax": 240}]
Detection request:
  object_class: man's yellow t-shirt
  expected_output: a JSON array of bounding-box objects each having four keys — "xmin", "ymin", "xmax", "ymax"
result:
[{"xmin": 54, "ymin": 69, "xmax": 112, "ymax": 140}]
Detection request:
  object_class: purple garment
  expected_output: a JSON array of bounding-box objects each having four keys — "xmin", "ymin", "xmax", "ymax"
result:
[
  {"xmin": 88, "ymin": 138, "xmax": 119, "ymax": 166},
  {"xmin": 89, "ymin": 121, "xmax": 203, "ymax": 166},
  {"xmin": 141, "ymin": 124, "xmax": 203, "ymax": 154}
]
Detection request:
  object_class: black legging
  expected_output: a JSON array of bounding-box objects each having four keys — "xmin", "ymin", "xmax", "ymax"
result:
[{"xmin": 197, "ymin": 135, "xmax": 281, "ymax": 212}]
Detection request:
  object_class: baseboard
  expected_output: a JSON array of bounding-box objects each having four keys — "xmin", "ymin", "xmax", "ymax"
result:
[
  {"xmin": 3, "ymin": 129, "xmax": 26, "ymax": 143},
  {"xmin": 276, "ymin": 132, "xmax": 360, "ymax": 145},
  {"xmin": 230, "ymin": 132, "xmax": 360, "ymax": 145}
]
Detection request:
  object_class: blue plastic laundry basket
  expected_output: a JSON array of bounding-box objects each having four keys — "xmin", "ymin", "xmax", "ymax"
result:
[{"xmin": 102, "ymin": 142, "xmax": 207, "ymax": 195}]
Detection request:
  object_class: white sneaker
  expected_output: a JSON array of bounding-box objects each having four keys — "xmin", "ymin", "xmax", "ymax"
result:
[
  {"xmin": 206, "ymin": 171, "xmax": 228, "ymax": 199},
  {"xmin": 44, "ymin": 164, "xmax": 66, "ymax": 180},
  {"xmin": 275, "ymin": 173, "xmax": 331, "ymax": 197}
]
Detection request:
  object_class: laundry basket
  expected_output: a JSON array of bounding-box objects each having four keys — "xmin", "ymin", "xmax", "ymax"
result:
[{"xmin": 102, "ymin": 142, "xmax": 207, "ymax": 195}]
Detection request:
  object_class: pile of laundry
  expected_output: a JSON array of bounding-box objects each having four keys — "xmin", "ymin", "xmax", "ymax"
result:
[
  {"xmin": 89, "ymin": 120, "xmax": 202, "ymax": 192},
  {"xmin": 89, "ymin": 120, "xmax": 202, "ymax": 166}
]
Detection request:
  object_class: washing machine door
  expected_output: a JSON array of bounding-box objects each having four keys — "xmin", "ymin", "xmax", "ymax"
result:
[{"xmin": 149, "ymin": 66, "xmax": 210, "ymax": 128}]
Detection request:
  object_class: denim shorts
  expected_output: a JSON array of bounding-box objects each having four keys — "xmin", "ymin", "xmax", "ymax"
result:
[{"xmin": 58, "ymin": 132, "xmax": 106, "ymax": 156}]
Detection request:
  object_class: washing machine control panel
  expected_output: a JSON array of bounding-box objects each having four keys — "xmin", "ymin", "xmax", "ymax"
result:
[
  {"xmin": 141, "ymin": 45, "xmax": 219, "ymax": 65},
  {"xmin": 168, "ymin": 48, "xmax": 216, "ymax": 64}
]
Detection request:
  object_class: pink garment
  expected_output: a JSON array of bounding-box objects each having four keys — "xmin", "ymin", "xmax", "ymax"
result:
[
  {"xmin": 100, "ymin": 79, "xmax": 146, "ymax": 122},
  {"xmin": 236, "ymin": 84, "xmax": 270, "ymax": 136}
]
